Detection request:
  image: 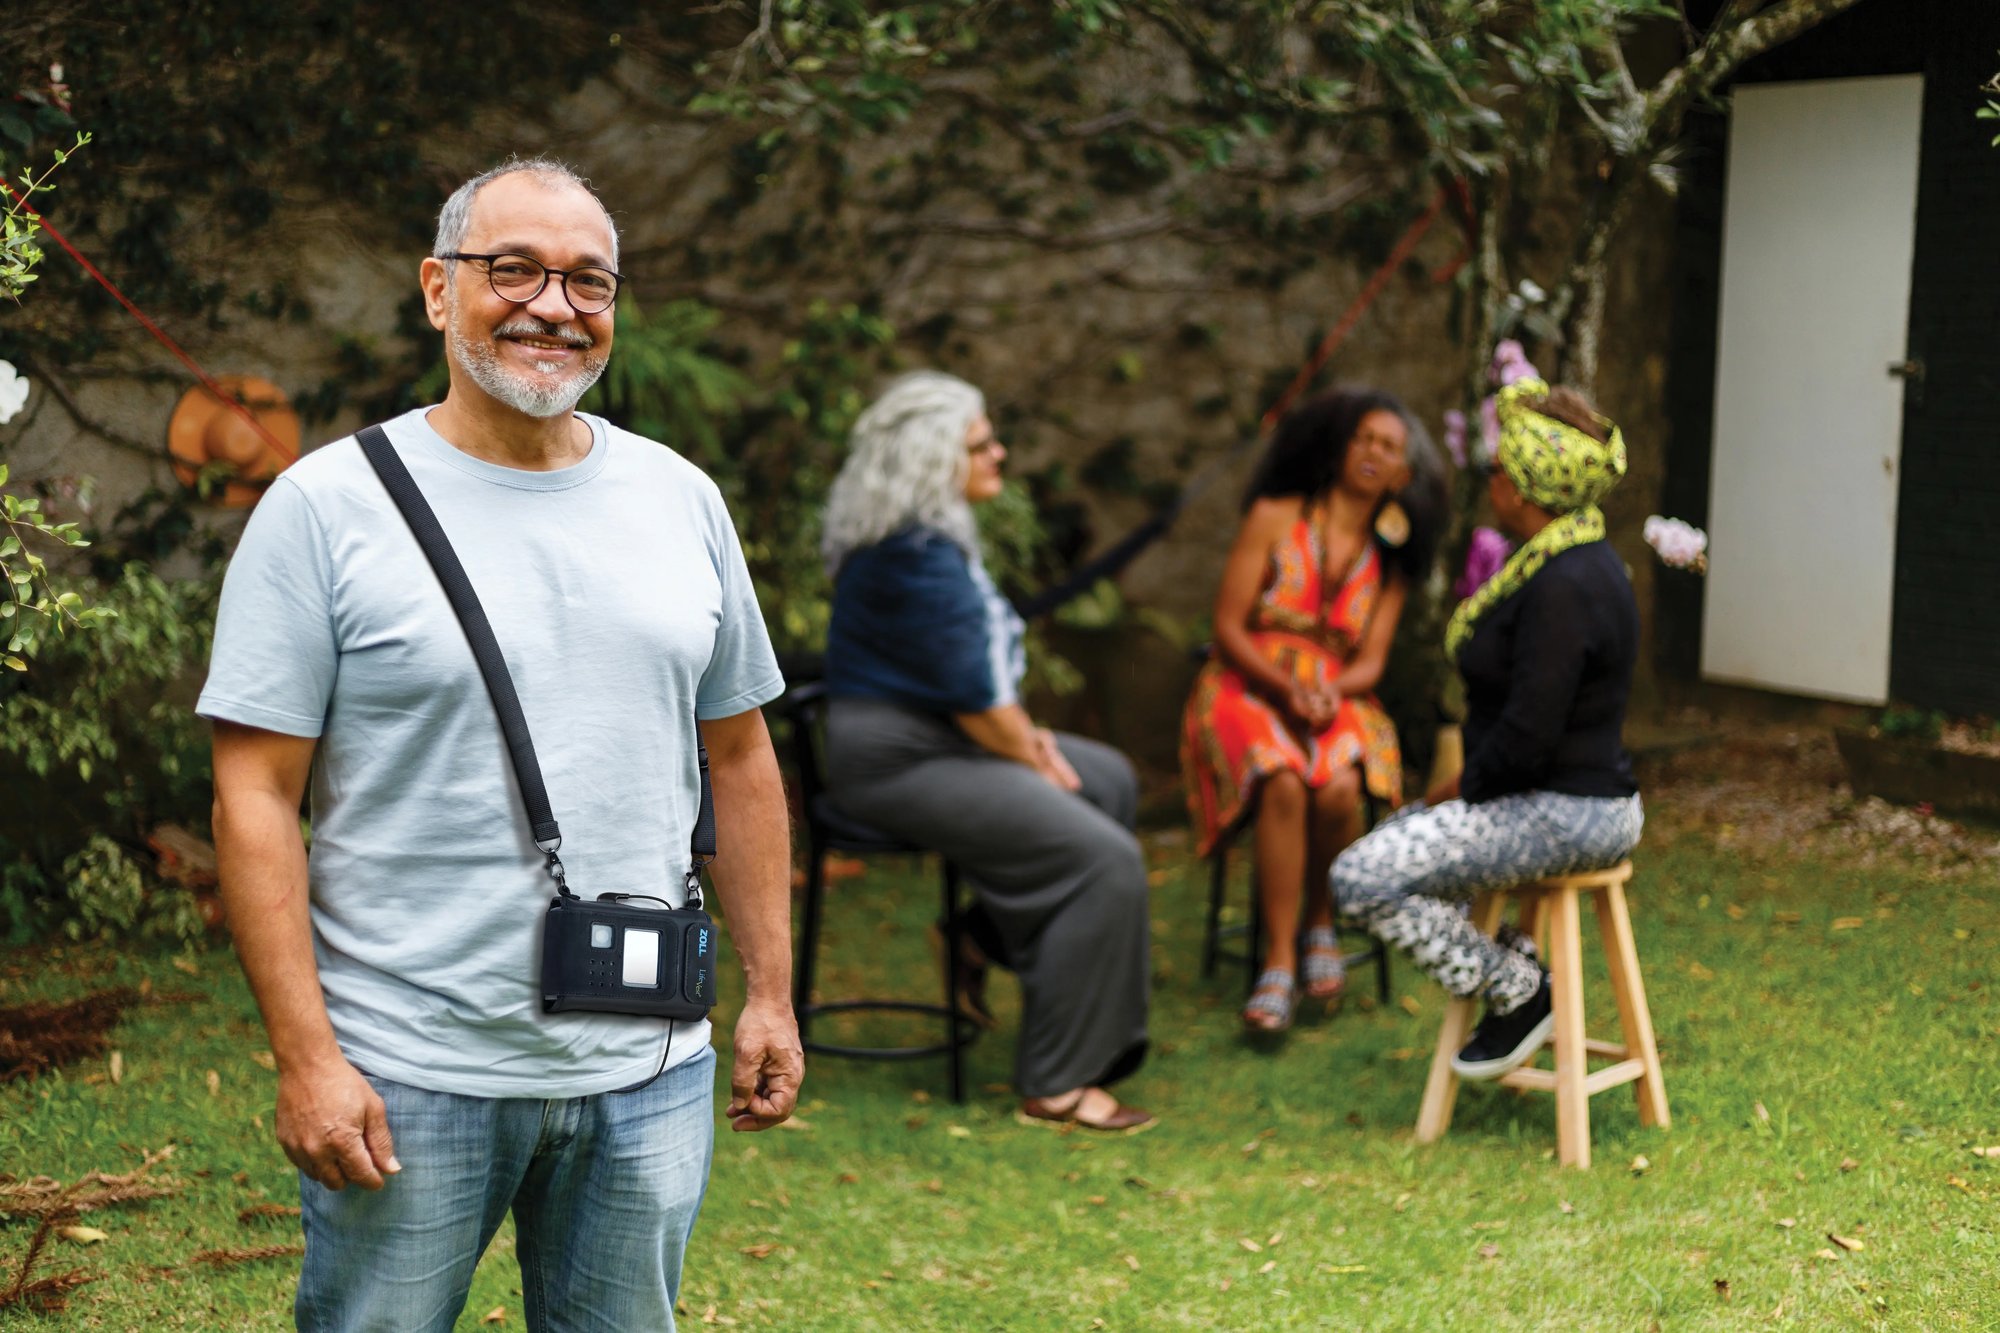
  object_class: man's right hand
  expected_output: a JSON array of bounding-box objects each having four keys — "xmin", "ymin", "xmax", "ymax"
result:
[{"xmin": 276, "ymin": 1058, "xmax": 400, "ymax": 1191}]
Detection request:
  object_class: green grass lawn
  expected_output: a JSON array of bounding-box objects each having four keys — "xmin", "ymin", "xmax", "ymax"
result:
[{"xmin": 3, "ymin": 826, "xmax": 1995, "ymax": 1330}]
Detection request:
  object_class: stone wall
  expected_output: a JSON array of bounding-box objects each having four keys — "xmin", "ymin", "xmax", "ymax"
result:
[{"xmin": 2, "ymin": 44, "xmax": 1684, "ymax": 777}]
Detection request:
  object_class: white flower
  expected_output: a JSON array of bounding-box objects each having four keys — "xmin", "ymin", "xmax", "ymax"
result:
[
  {"xmin": 1644, "ymin": 515, "xmax": 1709, "ymax": 572},
  {"xmin": 0, "ymin": 360, "xmax": 29, "ymax": 426}
]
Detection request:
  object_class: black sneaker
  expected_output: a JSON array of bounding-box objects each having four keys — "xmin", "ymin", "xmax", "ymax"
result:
[{"xmin": 1450, "ymin": 973, "xmax": 1553, "ymax": 1081}]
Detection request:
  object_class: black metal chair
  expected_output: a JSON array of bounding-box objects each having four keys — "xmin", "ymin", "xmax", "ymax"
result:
[
  {"xmin": 1201, "ymin": 795, "xmax": 1393, "ymax": 1005},
  {"xmin": 777, "ymin": 680, "xmax": 979, "ymax": 1103}
]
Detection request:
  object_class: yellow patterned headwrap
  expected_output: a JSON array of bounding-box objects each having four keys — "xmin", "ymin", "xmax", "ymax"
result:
[
  {"xmin": 1495, "ymin": 376, "xmax": 1626, "ymax": 513},
  {"xmin": 1445, "ymin": 377, "xmax": 1627, "ymax": 662}
]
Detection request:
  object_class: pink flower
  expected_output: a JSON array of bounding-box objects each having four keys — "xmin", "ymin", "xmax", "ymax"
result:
[
  {"xmin": 1489, "ymin": 339, "xmax": 1538, "ymax": 387},
  {"xmin": 1441, "ymin": 409, "xmax": 1468, "ymax": 469},
  {"xmin": 1478, "ymin": 395, "xmax": 1500, "ymax": 463},
  {"xmin": 1455, "ymin": 526, "xmax": 1512, "ymax": 600},
  {"xmin": 1643, "ymin": 515, "xmax": 1709, "ymax": 573}
]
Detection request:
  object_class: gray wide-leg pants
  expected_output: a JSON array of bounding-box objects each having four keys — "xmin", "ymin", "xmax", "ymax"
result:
[
  {"xmin": 1332, "ymin": 791, "xmax": 1643, "ymax": 1013},
  {"xmin": 824, "ymin": 697, "xmax": 1151, "ymax": 1099}
]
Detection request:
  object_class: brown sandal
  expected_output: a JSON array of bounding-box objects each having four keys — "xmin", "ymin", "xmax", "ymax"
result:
[{"xmin": 1015, "ymin": 1087, "xmax": 1158, "ymax": 1135}]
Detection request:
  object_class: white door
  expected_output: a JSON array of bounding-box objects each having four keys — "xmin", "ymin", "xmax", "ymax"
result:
[{"xmin": 1701, "ymin": 74, "xmax": 1924, "ymax": 704}]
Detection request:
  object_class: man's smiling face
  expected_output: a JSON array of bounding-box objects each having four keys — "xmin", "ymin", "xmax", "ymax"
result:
[{"xmin": 430, "ymin": 171, "xmax": 616, "ymax": 420}]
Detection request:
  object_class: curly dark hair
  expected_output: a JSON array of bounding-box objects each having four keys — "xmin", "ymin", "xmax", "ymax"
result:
[{"xmin": 1241, "ymin": 386, "xmax": 1448, "ymax": 580}]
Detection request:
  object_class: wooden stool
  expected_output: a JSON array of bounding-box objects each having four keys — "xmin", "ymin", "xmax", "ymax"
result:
[{"xmin": 1414, "ymin": 861, "xmax": 1668, "ymax": 1168}]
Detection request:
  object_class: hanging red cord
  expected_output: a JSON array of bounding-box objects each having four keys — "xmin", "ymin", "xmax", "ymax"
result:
[
  {"xmin": 3, "ymin": 180, "xmax": 299, "ymax": 465},
  {"xmin": 1258, "ymin": 182, "xmax": 1469, "ymax": 436}
]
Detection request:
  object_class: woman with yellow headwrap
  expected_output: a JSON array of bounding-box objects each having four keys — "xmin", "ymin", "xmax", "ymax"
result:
[{"xmin": 1331, "ymin": 377, "xmax": 1645, "ymax": 1082}]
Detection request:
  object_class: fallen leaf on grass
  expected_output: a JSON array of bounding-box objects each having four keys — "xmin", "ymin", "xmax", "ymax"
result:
[
  {"xmin": 1772, "ymin": 911, "xmax": 1802, "ymax": 925},
  {"xmin": 1947, "ymin": 1175, "xmax": 1971, "ymax": 1192},
  {"xmin": 1724, "ymin": 903, "xmax": 1747, "ymax": 920},
  {"xmin": 1477, "ymin": 1244, "xmax": 1500, "ymax": 1260},
  {"xmin": 1971, "ymin": 1146, "xmax": 2000, "ymax": 1158},
  {"xmin": 1266, "ymin": 1231, "xmax": 1284, "ymax": 1246},
  {"xmin": 1813, "ymin": 1248, "xmax": 1841, "ymax": 1261},
  {"xmin": 1630, "ymin": 1155, "xmax": 1651, "ymax": 1175},
  {"xmin": 836, "ymin": 1173, "xmax": 859, "ymax": 1185},
  {"xmin": 481, "ymin": 1308, "xmax": 507, "ymax": 1325},
  {"xmin": 1828, "ymin": 1233, "xmax": 1865, "ymax": 1252},
  {"xmin": 1237, "ymin": 1238, "xmax": 1262, "ymax": 1253},
  {"xmin": 1393, "ymin": 1192, "xmax": 1412, "ymax": 1212},
  {"xmin": 1257, "ymin": 1260, "xmax": 1277, "ymax": 1274},
  {"xmin": 739, "ymin": 1243, "xmax": 779, "ymax": 1259},
  {"xmin": 1776, "ymin": 1217, "xmax": 1797, "ymax": 1229},
  {"xmin": 921, "ymin": 1179, "xmax": 942, "ymax": 1194},
  {"xmin": 250, "ymin": 1051, "xmax": 276, "ymax": 1071},
  {"xmin": 190, "ymin": 1244, "xmax": 304, "ymax": 1267},
  {"xmin": 108, "ymin": 1052, "xmax": 122, "ymax": 1084},
  {"xmin": 58, "ymin": 1226, "xmax": 108, "ymax": 1245},
  {"xmin": 1124, "ymin": 1255, "xmax": 1141, "ymax": 1272},
  {"xmin": 945, "ymin": 1125, "xmax": 971, "ymax": 1138},
  {"xmin": 171, "ymin": 958, "xmax": 199, "ymax": 976},
  {"xmin": 1753, "ymin": 1102, "xmax": 1770, "ymax": 1124},
  {"xmin": 205, "ymin": 1070, "xmax": 220, "ymax": 1097},
  {"xmin": 1831, "ymin": 917, "xmax": 1865, "ymax": 931},
  {"xmin": 1688, "ymin": 961, "xmax": 1715, "ymax": 982},
  {"xmin": 1399, "ymin": 995, "xmax": 1422, "ymax": 1016},
  {"xmin": 1319, "ymin": 1264, "xmax": 1369, "ymax": 1274},
  {"xmin": 1839, "ymin": 1157, "xmax": 1859, "ymax": 1173},
  {"xmin": 1952, "ymin": 928, "xmax": 1972, "ymax": 941},
  {"xmin": 1219, "ymin": 1278, "xmax": 1232, "ymax": 1292},
  {"xmin": 1558, "ymin": 1201, "xmax": 1575, "ymax": 1215}
]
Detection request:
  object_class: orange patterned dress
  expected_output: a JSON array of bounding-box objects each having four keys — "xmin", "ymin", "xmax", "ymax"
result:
[{"xmin": 1181, "ymin": 518, "xmax": 1403, "ymax": 856}]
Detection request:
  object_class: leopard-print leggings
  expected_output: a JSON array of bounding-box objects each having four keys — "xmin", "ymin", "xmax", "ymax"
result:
[{"xmin": 1332, "ymin": 792, "xmax": 1642, "ymax": 1014}]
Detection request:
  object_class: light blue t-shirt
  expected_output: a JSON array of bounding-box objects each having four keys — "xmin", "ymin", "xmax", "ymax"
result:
[{"xmin": 197, "ymin": 408, "xmax": 785, "ymax": 1098}]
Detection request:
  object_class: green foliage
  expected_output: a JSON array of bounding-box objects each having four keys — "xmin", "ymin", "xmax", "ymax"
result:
[
  {"xmin": 0, "ymin": 463, "xmax": 116, "ymax": 672},
  {"xmin": 1878, "ymin": 705, "xmax": 1947, "ymax": 744},
  {"xmin": 56, "ymin": 835, "xmax": 204, "ymax": 946},
  {"xmin": 0, "ymin": 562, "xmax": 217, "ymax": 944},
  {"xmin": 581, "ymin": 300, "xmax": 757, "ymax": 466},
  {"xmin": 1, "ymin": 118, "xmax": 86, "ymax": 301}
]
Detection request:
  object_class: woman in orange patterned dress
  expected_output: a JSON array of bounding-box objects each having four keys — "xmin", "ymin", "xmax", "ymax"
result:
[{"xmin": 1182, "ymin": 387, "xmax": 1444, "ymax": 1033}]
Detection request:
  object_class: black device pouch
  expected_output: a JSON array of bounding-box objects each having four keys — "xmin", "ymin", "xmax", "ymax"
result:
[{"xmin": 357, "ymin": 424, "xmax": 715, "ymax": 1024}]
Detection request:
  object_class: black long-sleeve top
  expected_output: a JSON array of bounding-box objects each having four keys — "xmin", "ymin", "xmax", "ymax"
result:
[{"xmin": 1458, "ymin": 540, "xmax": 1638, "ymax": 805}]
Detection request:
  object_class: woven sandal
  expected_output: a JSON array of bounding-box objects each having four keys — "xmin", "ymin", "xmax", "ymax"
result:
[
  {"xmin": 1242, "ymin": 967, "xmax": 1297, "ymax": 1033},
  {"xmin": 1301, "ymin": 926, "xmax": 1348, "ymax": 1002}
]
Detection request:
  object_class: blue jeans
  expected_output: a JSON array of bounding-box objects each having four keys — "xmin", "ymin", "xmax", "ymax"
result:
[{"xmin": 296, "ymin": 1045, "xmax": 716, "ymax": 1333}]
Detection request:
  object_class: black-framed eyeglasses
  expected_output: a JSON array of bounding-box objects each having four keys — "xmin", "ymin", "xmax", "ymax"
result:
[{"xmin": 441, "ymin": 252, "xmax": 623, "ymax": 315}]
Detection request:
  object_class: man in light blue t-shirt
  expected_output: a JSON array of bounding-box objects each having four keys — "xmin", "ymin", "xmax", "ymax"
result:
[{"xmin": 201, "ymin": 158, "xmax": 800, "ymax": 1333}]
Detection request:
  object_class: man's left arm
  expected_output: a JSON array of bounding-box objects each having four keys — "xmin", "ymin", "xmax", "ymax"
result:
[{"xmin": 698, "ymin": 707, "xmax": 803, "ymax": 1132}]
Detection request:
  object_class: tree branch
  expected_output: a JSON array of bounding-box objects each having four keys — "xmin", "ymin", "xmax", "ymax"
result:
[{"xmin": 1638, "ymin": 0, "xmax": 1867, "ymax": 152}]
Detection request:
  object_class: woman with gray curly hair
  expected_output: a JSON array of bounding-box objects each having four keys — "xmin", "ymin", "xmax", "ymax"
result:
[{"xmin": 820, "ymin": 371, "xmax": 1156, "ymax": 1134}]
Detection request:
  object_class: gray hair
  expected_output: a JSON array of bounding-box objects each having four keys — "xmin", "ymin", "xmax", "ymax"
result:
[
  {"xmin": 821, "ymin": 371, "xmax": 986, "ymax": 577},
  {"xmin": 433, "ymin": 157, "xmax": 619, "ymax": 270}
]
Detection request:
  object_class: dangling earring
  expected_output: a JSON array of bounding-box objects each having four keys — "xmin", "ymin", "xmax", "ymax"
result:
[{"xmin": 1374, "ymin": 497, "xmax": 1410, "ymax": 548}]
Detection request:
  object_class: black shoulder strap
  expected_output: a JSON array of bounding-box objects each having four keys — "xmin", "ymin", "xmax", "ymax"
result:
[{"xmin": 355, "ymin": 423, "xmax": 716, "ymax": 894}]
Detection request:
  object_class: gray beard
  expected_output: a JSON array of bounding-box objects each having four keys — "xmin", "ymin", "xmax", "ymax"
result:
[{"xmin": 448, "ymin": 307, "xmax": 608, "ymax": 420}]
